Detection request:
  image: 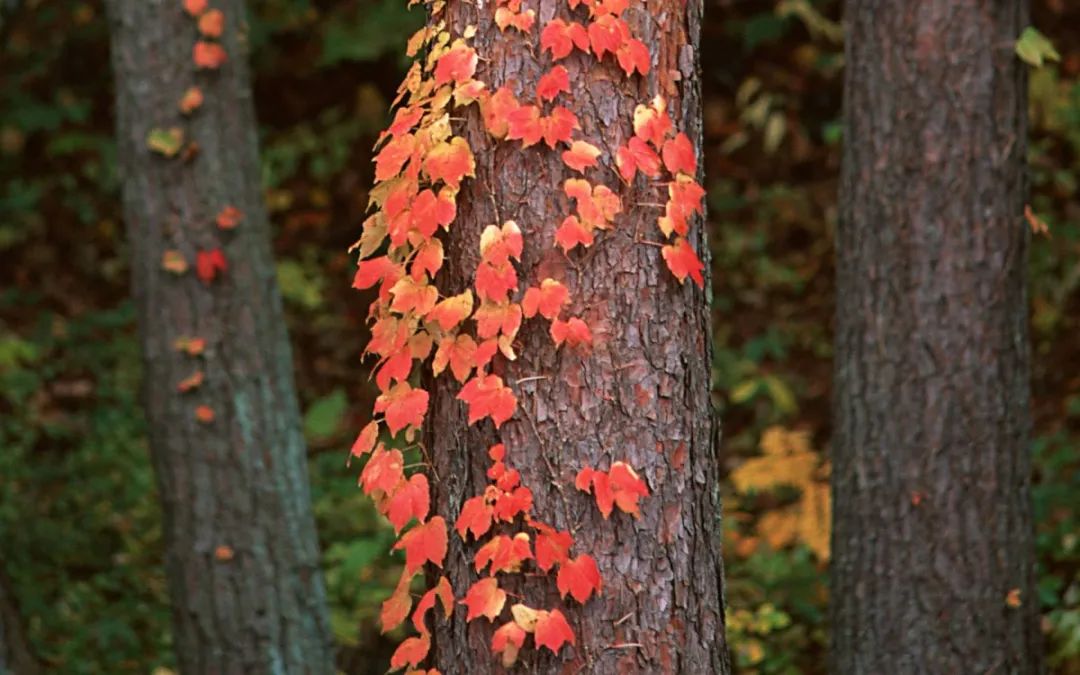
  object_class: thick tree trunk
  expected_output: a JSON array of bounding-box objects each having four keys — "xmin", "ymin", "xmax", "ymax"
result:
[
  {"xmin": 832, "ymin": 1, "xmax": 1041, "ymax": 673},
  {"xmin": 425, "ymin": 3, "xmax": 730, "ymax": 674},
  {"xmin": 105, "ymin": 2, "xmax": 334, "ymax": 672},
  {"xmin": 0, "ymin": 566, "xmax": 40, "ymax": 675}
]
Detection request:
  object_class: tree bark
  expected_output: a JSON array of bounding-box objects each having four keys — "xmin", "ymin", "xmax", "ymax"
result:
[
  {"xmin": 832, "ymin": 1, "xmax": 1041, "ymax": 673},
  {"xmin": 425, "ymin": 3, "xmax": 730, "ymax": 674},
  {"xmin": 0, "ymin": 565, "xmax": 40, "ymax": 675},
  {"xmin": 105, "ymin": 2, "xmax": 334, "ymax": 672}
]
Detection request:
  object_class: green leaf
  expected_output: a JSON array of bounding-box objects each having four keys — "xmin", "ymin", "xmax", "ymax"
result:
[
  {"xmin": 146, "ymin": 128, "xmax": 184, "ymax": 157},
  {"xmin": 730, "ymin": 379, "xmax": 760, "ymax": 404},
  {"xmin": 304, "ymin": 388, "xmax": 348, "ymax": 440},
  {"xmin": 1015, "ymin": 27, "xmax": 1060, "ymax": 68}
]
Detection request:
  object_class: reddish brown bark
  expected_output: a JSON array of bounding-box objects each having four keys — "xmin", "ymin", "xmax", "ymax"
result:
[{"xmin": 424, "ymin": 3, "xmax": 730, "ymax": 674}]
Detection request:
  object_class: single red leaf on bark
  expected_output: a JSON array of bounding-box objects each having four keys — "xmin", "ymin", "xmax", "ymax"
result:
[
  {"xmin": 193, "ymin": 41, "xmax": 227, "ymax": 69},
  {"xmin": 196, "ymin": 248, "xmax": 227, "ymax": 284},
  {"xmin": 557, "ymin": 554, "xmax": 602, "ymax": 603},
  {"xmin": 432, "ymin": 334, "xmax": 477, "ymax": 383},
  {"xmin": 616, "ymin": 136, "xmax": 662, "ymax": 181},
  {"xmin": 555, "ymin": 215, "xmax": 594, "ymax": 253},
  {"xmin": 479, "ymin": 221, "xmax": 524, "ymax": 265},
  {"xmin": 541, "ymin": 19, "xmax": 590, "ymax": 60},
  {"xmin": 633, "ymin": 96, "xmax": 673, "ymax": 147},
  {"xmin": 616, "ymin": 38, "xmax": 650, "ymax": 76},
  {"xmin": 587, "ymin": 14, "xmax": 628, "ymax": 59},
  {"xmin": 394, "ymin": 516, "xmax": 448, "ymax": 573},
  {"xmin": 475, "ymin": 260, "xmax": 518, "ymax": 302},
  {"xmin": 551, "ymin": 317, "xmax": 592, "ymax": 349},
  {"xmin": 387, "ymin": 473, "xmax": 431, "ymax": 532},
  {"xmin": 609, "ymin": 461, "xmax": 650, "ymax": 516},
  {"xmin": 534, "ymin": 609, "xmax": 575, "ymax": 653},
  {"xmin": 475, "ymin": 533, "xmax": 533, "ymax": 575},
  {"xmin": 389, "ymin": 633, "xmax": 430, "ymax": 671},
  {"xmin": 662, "ymin": 132, "xmax": 697, "ymax": 175},
  {"xmin": 521, "ymin": 279, "xmax": 569, "ymax": 319},
  {"xmin": 434, "ymin": 42, "xmax": 478, "ymax": 86},
  {"xmin": 561, "ymin": 140, "xmax": 601, "ymax": 173},
  {"xmin": 197, "ymin": 8, "xmax": 224, "ymax": 37},
  {"xmin": 533, "ymin": 524, "xmax": 574, "ymax": 572},
  {"xmin": 659, "ymin": 176, "xmax": 706, "ymax": 237},
  {"xmin": 361, "ymin": 446, "xmax": 404, "ymax": 496},
  {"xmin": 215, "ymin": 205, "xmax": 243, "ymax": 229},
  {"xmin": 482, "ymin": 87, "xmax": 520, "ymax": 139},
  {"xmin": 493, "ymin": 486, "xmax": 533, "ymax": 523},
  {"xmin": 661, "ymin": 237, "xmax": 705, "ymax": 287},
  {"xmin": 541, "ymin": 107, "xmax": 579, "ymax": 148},
  {"xmin": 506, "ymin": 104, "xmax": 542, "ymax": 147},
  {"xmin": 462, "ymin": 577, "xmax": 506, "ymax": 622},
  {"xmin": 374, "ymin": 382, "xmax": 429, "ymax": 435},
  {"xmin": 458, "ymin": 374, "xmax": 517, "ymax": 428},
  {"xmin": 194, "ymin": 405, "xmax": 215, "ymax": 423},
  {"xmin": 537, "ymin": 66, "xmax": 570, "ymax": 102},
  {"xmin": 491, "ymin": 621, "xmax": 527, "ymax": 667},
  {"xmin": 455, "ymin": 494, "xmax": 494, "ymax": 540}
]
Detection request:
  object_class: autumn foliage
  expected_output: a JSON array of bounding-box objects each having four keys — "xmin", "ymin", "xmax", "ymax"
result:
[{"xmin": 351, "ymin": 0, "xmax": 705, "ymax": 670}]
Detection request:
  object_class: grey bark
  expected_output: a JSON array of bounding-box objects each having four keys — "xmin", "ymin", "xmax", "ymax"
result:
[
  {"xmin": 832, "ymin": 1, "xmax": 1042, "ymax": 673},
  {"xmin": 104, "ymin": 1, "xmax": 334, "ymax": 672}
]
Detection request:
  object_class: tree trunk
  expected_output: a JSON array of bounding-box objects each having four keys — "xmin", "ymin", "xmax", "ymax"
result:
[
  {"xmin": 0, "ymin": 566, "xmax": 40, "ymax": 675},
  {"xmin": 832, "ymin": 1, "xmax": 1041, "ymax": 673},
  {"xmin": 105, "ymin": 2, "xmax": 334, "ymax": 672},
  {"xmin": 425, "ymin": 4, "xmax": 730, "ymax": 674}
]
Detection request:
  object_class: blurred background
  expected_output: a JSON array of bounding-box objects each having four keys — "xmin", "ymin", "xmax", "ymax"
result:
[{"xmin": 0, "ymin": 0, "xmax": 1077, "ymax": 672}]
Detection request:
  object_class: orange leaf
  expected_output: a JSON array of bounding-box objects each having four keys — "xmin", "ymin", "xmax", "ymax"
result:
[
  {"xmin": 183, "ymin": 0, "xmax": 207, "ymax": 17},
  {"xmin": 661, "ymin": 237, "xmax": 705, "ymax": 288},
  {"xmin": 434, "ymin": 42, "xmax": 478, "ymax": 86},
  {"xmin": 616, "ymin": 136, "xmax": 662, "ymax": 181},
  {"xmin": 179, "ymin": 87, "xmax": 203, "ymax": 115},
  {"xmin": 492, "ymin": 486, "xmax": 533, "ymax": 523},
  {"xmin": 506, "ymin": 104, "xmax": 542, "ymax": 147},
  {"xmin": 537, "ymin": 66, "xmax": 570, "ymax": 102},
  {"xmin": 555, "ymin": 215, "xmax": 594, "ymax": 253},
  {"xmin": 458, "ymin": 374, "xmax": 517, "ymax": 428},
  {"xmin": 521, "ymin": 279, "xmax": 569, "ymax": 320},
  {"xmin": 475, "ymin": 260, "xmax": 518, "ymax": 302},
  {"xmin": 479, "ymin": 221, "xmax": 524, "ymax": 265},
  {"xmin": 351, "ymin": 421, "xmax": 379, "ymax": 458},
  {"xmin": 381, "ymin": 574, "xmax": 413, "ymax": 633},
  {"xmin": 587, "ymin": 14, "xmax": 627, "ymax": 60},
  {"xmin": 541, "ymin": 19, "xmax": 590, "ymax": 60},
  {"xmin": 495, "ymin": 7, "xmax": 536, "ymax": 33},
  {"xmin": 551, "ymin": 317, "xmax": 592, "ymax": 349},
  {"xmin": 394, "ymin": 516, "xmax": 448, "ymax": 573},
  {"xmin": 389, "ymin": 633, "xmax": 430, "ymax": 671},
  {"xmin": 389, "ymin": 276, "xmax": 438, "ymax": 316},
  {"xmin": 387, "ymin": 473, "xmax": 431, "ymax": 532},
  {"xmin": 475, "ymin": 533, "xmax": 533, "ymax": 575},
  {"xmin": 361, "ymin": 446, "xmax": 405, "ymax": 496},
  {"xmin": 557, "ymin": 554, "xmax": 602, "ymax": 603},
  {"xmin": 424, "ymin": 292, "xmax": 473, "ymax": 334},
  {"xmin": 433, "ymin": 334, "xmax": 478, "ymax": 383},
  {"xmin": 411, "ymin": 239, "xmax": 445, "ymax": 281},
  {"xmin": 491, "ymin": 621, "xmax": 527, "ymax": 667},
  {"xmin": 633, "ymin": 96, "xmax": 672, "ymax": 147},
  {"xmin": 352, "ymin": 256, "xmax": 403, "ymax": 293},
  {"xmin": 609, "ymin": 461, "xmax": 650, "ymax": 516},
  {"xmin": 194, "ymin": 405, "xmax": 215, "ymax": 423},
  {"xmin": 482, "ymin": 87, "xmax": 520, "ymax": 139},
  {"xmin": 215, "ymin": 205, "xmax": 243, "ymax": 229},
  {"xmin": 561, "ymin": 140, "xmax": 601, "ymax": 173},
  {"xmin": 374, "ymin": 134, "xmax": 416, "ymax": 182},
  {"xmin": 197, "ymin": 8, "xmax": 224, "ymax": 37},
  {"xmin": 462, "ymin": 577, "xmax": 506, "ymax": 622},
  {"xmin": 473, "ymin": 300, "xmax": 522, "ymax": 340},
  {"xmin": 193, "ymin": 41, "xmax": 227, "ymax": 69},
  {"xmin": 455, "ymin": 495, "xmax": 494, "ymax": 540},
  {"xmin": 533, "ymin": 523, "xmax": 573, "ymax": 572},
  {"xmin": 411, "ymin": 576, "xmax": 453, "ymax": 633},
  {"xmin": 534, "ymin": 609, "xmax": 575, "ymax": 653},
  {"xmin": 423, "ymin": 137, "xmax": 475, "ymax": 189},
  {"xmin": 374, "ymin": 383, "xmax": 429, "ymax": 435},
  {"xmin": 662, "ymin": 133, "xmax": 696, "ymax": 175},
  {"xmin": 176, "ymin": 370, "xmax": 204, "ymax": 393},
  {"xmin": 196, "ymin": 248, "xmax": 227, "ymax": 284},
  {"xmin": 162, "ymin": 250, "xmax": 188, "ymax": 274},
  {"xmin": 616, "ymin": 38, "xmax": 650, "ymax": 76},
  {"xmin": 540, "ymin": 106, "xmax": 579, "ymax": 148}
]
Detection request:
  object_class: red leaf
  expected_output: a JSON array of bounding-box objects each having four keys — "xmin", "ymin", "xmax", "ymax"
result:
[
  {"xmin": 661, "ymin": 237, "xmax": 705, "ymax": 288},
  {"xmin": 662, "ymin": 132, "xmax": 697, "ymax": 175},
  {"xmin": 616, "ymin": 136, "xmax": 662, "ymax": 181},
  {"xmin": 537, "ymin": 66, "xmax": 570, "ymax": 102},
  {"xmin": 455, "ymin": 495, "xmax": 493, "ymax": 540},
  {"xmin": 179, "ymin": 87, "xmax": 203, "ymax": 115},
  {"xmin": 551, "ymin": 317, "xmax": 592, "ymax": 349},
  {"xmin": 561, "ymin": 140, "xmax": 601, "ymax": 174},
  {"xmin": 197, "ymin": 8, "xmax": 224, "ymax": 37},
  {"xmin": 521, "ymin": 279, "xmax": 569, "ymax": 320},
  {"xmin": 195, "ymin": 248, "xmax": 227, "ymax": 284},
  {"xmin": 473, "ymin": 300, "xmax": 522, "ymax": 340},
  {"xmin": 609, "ymin": 461, "xmax": 650, "ymax": 516},
  {"xmin": 658, "ymin": 176, "xmax": 706, "ymax": 237},
  {"xmin": 433, "ymin": 334, "xmax": 478, "ymax": 383},
  {"xmin": 361, "ymin": 446, "xmax": 404, "ymax": 496},
  {"xmin": 541, "ymin": 107, "xmax": 579, "ymax": 148},
  {"xmin": 351, "ymin": 421, "xmax": 379, "ymax": 457},
  {"xmin": 176, "ymin": 370, "xmax": 204, "ymax": 393},
  {"xmin": 389, "ymin": 633, "xmax": 430, "ymax": 671},
  {"xmin": 491, "ymin": 621, "xmax": 527, "ymax": 667},
  {"xmin": 389, "ymin": 277, "xmax": 438, "ymax": 316},
  {"xmin": 506, "ymin": 104, "xmax": 542, "ymax": 147},
  {"xmin": 183, "ymin": 0, "xmax": 208, "ymax": 17},
  {"xmin": 634, "ymin": 96, "xmax": 673, "ymax": 147},
  {"xmin": 482, "ymin": 87, "xmax": 520, "ymax": 139},
  {"xmin": 374, "ymin": 383, "xmax": 429, "ymax": 436},
  {"xmin": 394, "ymin": 516, "xmax": 448, "ymax": 574},
  {"xmin": 492, "ymin": 486, "xmax": 533, "ymax": 523},
  {"xmin": 616, "ymin": 38, "xmax": 650, "ymax": 76},
  {"xmin": 381, "ymin": 573, "xmax": 413, "ymax": 633},
  {"xmin": 475, "ymin": 259, "xmax": 518, "ymax": 302},
  {"xmin": 555, "ymin": 215, "xmax": 594, "ymax": 253},
  {"xmin": 410, "ymin": 576, "xmax": 452, "ymax": 633},
  {"xmin": 541, "ymin": 19, "xmax": 590, "ymax": 60},
  {"xmin": 193, "ymin": 41, "xmax": 227, "ymax": 69},
  {"xmin": 433, "ymin": 42, "xmax": 478, "ymax": 86},
  {"xmin": 475, "ymin": 533, "xmax": 533, "ymax": 575},
  {"xmin": 411, "ymin": 239, "xmax": 444, "ymax": 281},
  {"xmin": 533, "ymin": 524, "xmax": 574, "ymax": 572},
  {"xmin": 458, "ymin": 375, "xmax": 517, "ymax": 428},
  {"xmin": 423, "ymin": 137, "xmax": 475, "ymax": 189},
  {"xmin": 352, "ymin": 256, "xmax": 402, "ymax": 292},
  {"xmin": 215, "ymin": 205, "xmax": 243, "ymax": 229},
  {"xmin": 479, "ymin": 221, "xmax": 524, "ymax": 265},
  {"xmin": 194, "ymin": 405, "xmax": 215, "ymax": 423},
  {"xmin": 534, "ymin": 609, "xmax": 575, "ymax": 653},
  {"xmin": 557, "ymin": 554, "xmax": 602, "ymax": 603},
  {"xmin": 426, "ymin": 290, "xmax": 474, "ymax": 332},
  {"xmin": 374, "ymin": 134, "xmax": 416, "ymax": 182},
  {"xmin": 462, "ymin": 577, "xmax": 506, "ymax": 622},
  {"xmin": 387, "ymin": 473, "xmax": 430, "ymax": 532}
]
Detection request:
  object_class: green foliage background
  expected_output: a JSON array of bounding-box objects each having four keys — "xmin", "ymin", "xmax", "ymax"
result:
[{"xmin": 0, "ymin": 1, "xmax": 1076, "ymax": 673}]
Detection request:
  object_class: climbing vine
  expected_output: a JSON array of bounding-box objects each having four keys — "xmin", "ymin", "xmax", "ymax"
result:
[{"xmin": 351, "ymin": 0, "xmax": 706, "ymax": 671}]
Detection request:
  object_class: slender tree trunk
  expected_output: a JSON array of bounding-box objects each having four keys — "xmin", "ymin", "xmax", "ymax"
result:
[
  {"xmin": 105, "ymin": 2, "xmax": 333, "ymax": 672},
  {"xmin": 0, "ymin": 566, "xmax": 40, "ymax": 675},
  {"xmin": 832, "ymin": 1, "xmax": 1041, "ymax": 673},
  {"xmin": 425, "ymin": 3, "xmax": 730, "ymax": 674}
]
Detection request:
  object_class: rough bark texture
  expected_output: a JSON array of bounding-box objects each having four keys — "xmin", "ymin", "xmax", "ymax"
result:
[
  {"xmin": 832, "ymin": 1, "xmax": 1041, "ymax": 673},
  {"xmin": 105, "ymin": 2, "xmax": 334, "ymax": 672},
  {"xmin": 425, "ymin": 2, "xmax": 730, "ymax": 674},
  {"xmin": 0, "ymin": 566, "xmax": 40, "ymax": 675}
]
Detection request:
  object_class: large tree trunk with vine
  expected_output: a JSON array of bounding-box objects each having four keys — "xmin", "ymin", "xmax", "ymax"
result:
[
  {"xmin": 105, "ymin": 1, "xmax": 334, "ymax": 672},
  {"xmin": 425, "ymin": 3, "xmax": 730, "ymax": 674},
  {"xmin": 831, "ymin": 1, "xmax": 1041, "ymax": 673}
]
